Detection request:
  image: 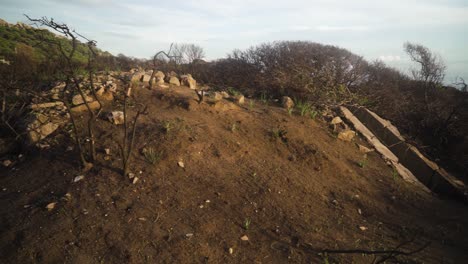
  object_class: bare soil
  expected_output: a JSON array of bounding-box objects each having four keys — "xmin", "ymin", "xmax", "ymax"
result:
[{"xmin": 1, "ymin": 85, "xmax": 467, "ymax": 263}]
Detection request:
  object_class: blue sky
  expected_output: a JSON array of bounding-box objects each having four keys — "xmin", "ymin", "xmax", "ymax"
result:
[{"xmin": 1, "ymin": 0, "xmax": 467, "ymax": 82}]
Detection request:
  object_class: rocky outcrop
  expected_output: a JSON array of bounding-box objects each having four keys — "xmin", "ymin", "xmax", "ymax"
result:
[{"xmin": 25, "ymin": 113, "xmax": 59, "ymax": 144}]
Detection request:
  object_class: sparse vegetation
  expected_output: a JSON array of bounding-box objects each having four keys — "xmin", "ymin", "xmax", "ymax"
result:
[
  {"xmin": 243, "ymin": 218, "xmax": 251, "ymax": 230},
  {"xmin": 143, "ymin": 147, "xmax": 163, "ymax": 165}
]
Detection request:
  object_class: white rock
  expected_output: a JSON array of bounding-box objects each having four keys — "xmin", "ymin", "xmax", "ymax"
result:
[
  {"xmin": 240, "ymin": 235, "xmax": 249, "ymax": 241},
  {"xmin": 73, "ymin": 175, "xmax": 85, "ymax": 183},
  {"xmin": 330, "ymin": 116, "xmax": 343, "ymax": 125},
  {"xmin": 107, "ymin": 111, "xmax": 125, "ymax": 125},
  {"xmin": 46, "ymin": 202, "xmax": 57, "ymax": 211},
  {"xmin": 2, "ymin": 160, "xmax": 12, "ymax": 167},
  {"xmin": 178, "ymin": 161, "xmax": 185, "ymax": 168}
]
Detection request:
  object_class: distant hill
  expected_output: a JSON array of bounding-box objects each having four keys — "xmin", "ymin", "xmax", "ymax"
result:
[{"xmin": 0, "ymin": 18, "xmax": 111, "ymax": 64}]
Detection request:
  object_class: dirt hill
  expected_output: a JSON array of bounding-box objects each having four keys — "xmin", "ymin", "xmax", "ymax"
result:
[{"xmin": 1, "ymin": 82, "xmax": 467, "ymax": 263}]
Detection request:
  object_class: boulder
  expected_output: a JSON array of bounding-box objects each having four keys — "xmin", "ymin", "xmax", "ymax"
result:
[
  {"xmin": 107, "ymin": 111, "xmax": 125, "ymax": 125},
  {"xmin": 181, "ymin": 74, "xmax": 197, "ymax": 89},
  {"xmin": 281, "ymin": 96, "xmax": 294, "ymax": 109},
  {"xmin": 330, "ymin": 116, "xmax": 343, "ymax": 125},
  {"xmin": 169, "ymin": 76, "xmax": 181, "ymax": 86},
  {"xmin": 70, "ymin": 101, "xmax": 101, "ymax": 113},
  {"xmin": 72, "ymin": 94, "xmax": 94, "ymax": 106},
  {"xmin": 154, "ymin": 71, "xmax": 165, "ymax": 84},
  {"xmin": 235, "ymin": 95, "xmax": 245, "ymax": 104}
]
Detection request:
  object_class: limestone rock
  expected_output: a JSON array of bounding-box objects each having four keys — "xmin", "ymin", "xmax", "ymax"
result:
[
  {"xmin": 154, "ymin": 71, "xmax": 165, "ymax": 84},
  {"xmin": 221, "ymin": 91, "xmax": 230, "ymax": 98},
  {"xmin": 181, "ymin": 74, "xmax": 197, "ymax": 89},
  {"xmin": 26, "ymin": 113, "xmax": 59, "ymax": 144},
  {"xmin": 330, "ymin": 116, "xmax": 343, "ymax": 125},
  {"xmin": 338, "ymin": 130, "xmax": 356, "ymax": 142},
  {"xmin": 107, "ymin": 111, "xmax": 125, "ymax": 125},
  {"xmin": 70, "ymin": 101, "xmax": 100, "ymax": 113},
  {"xmin": 30, "ymin": 102, "xmax": 64, "ymax": 110},
  {"xmin": 169, "ymin": 76, "xmax": 181, "ymax": 86},
  {"xmin": 72, "ymin": 94, "xmax": 94, "ymax": 106},
  {"xmin": 281, "ymin": 96, "xmax": 294, "ymax": 109},
  {"xmin": 235, "ymin": 95, "xmax": 245, "ymax": 104},
  {"xmin": 358, "ymin": 144, "xmax": 373, "ymax": 153},
  {"xmin": 213, "ymin": 92, "xmax": 223, "ymax": 101}
]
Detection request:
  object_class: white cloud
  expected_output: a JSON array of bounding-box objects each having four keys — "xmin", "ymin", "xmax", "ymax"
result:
[{"xmin": 379, "ymin": 55, "xmax": 402, "ymax": 62}]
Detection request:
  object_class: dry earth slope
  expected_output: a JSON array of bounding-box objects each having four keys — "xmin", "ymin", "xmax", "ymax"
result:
[{"xmin": 1, "ymin": 84, "xmax": 467, "ymax": 263}]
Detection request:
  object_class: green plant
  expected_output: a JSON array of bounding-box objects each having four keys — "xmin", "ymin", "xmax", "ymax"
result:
[
  {"xmin": 260, "ymin": 91, "xmax": 268, "ymax": 104},
  {"xmin": 392, "ymin": 166, "xmax": 399, "ymax": 180},
  {"xmin": 357, "ymin": 155, "xmax": 368, "ymax": 168},
  {"xmin": 296, "ymin": 100, "xmax": 312, "ymax": 116},
  {"xmin": 271, "ymin": 127, "xmax": 288, "ymax": 141},
  {"xmin": 143, "ymin": 147, "xmax": 163, "ymax": 165},
  {"xmin": 249, "ymin": 99, "xmax": 255, "ymax": 109},
  {"xmin": 309, "ymin": 110, "xmax": 318, "ymax": 119},
  {"xmin": 227, "ymin": 87, "xmax": 240, "ymax": 96},
  {"xmin": 162, "ymin": 120, "xmax": 172, "ymax": 133},
  {"xmin": 243, "ymin": 218, "xmax": 251, "ymax": 230},
  {"xmin": 287, "ymin": 107, "xmax": 294, "ymax": 116}
]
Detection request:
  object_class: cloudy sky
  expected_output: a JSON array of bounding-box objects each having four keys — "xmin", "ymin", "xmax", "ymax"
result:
[{"xmin": 1, "ymin": 0, "xmax": 467, "ymax": 82}]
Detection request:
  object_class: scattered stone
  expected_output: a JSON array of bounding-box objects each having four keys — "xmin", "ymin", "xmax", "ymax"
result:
[
  {"xmin": 30, "ymin": 102, "xmax": 64, "ymax": 110},
  {"xmin": 63, "ymin": 193, "xmax": 72, "ymax": 201},
  {"xmin": 240, "ymin": 235, "xmax": 249, "ymax": 241},
  {"xmin": 358, "ymin": 144, "xmax": 373, "ymax": 153},
  {"xmin": 228, "ymin": 248, "xmax": 234, "ymax": 254},
  {"xmin": 235, "ymin": 95, "xmax": 245, "ymax": 104},
  {"xmin": 220, "ymin": 91, "xmax": 230, "ymax": 98},
  {"xmin": 2, "ymin": 160, "xmax": 12, "ymax": 167},
  {"xmin": 338, "ymin": 130, "xmax": 356, "ymax": 142},
  {"xmin": 281, "ymin": 96, "xmax": 294, "ymax": 109},
  {"xmin": 132, "ymin": 177, "xmax": 139, "ymax": 184},
  {"xmin": 46, "ymin": 202, "xmax": 57, "ymax": 211},
  {"xmin": 330, "ymin": 116, "xmax": 343, "ymax": 125},
  {"xmin": 72, "ymin": 94, "xmax": 94, "ymax": 106},
  {"xmin": 138, "ymin": 217, "xmax": 147, "ymax": 221},
  {"xmin": 358, "ymin": 208, "xmax": 362, "ymax": 215},
  {"xmin": 213, "ymin": 92, "xmax": 223, "ymax": 101},
  {"xmin": 128, "ymin": 172, "xmax": 135, "ymax": 179},
  {"xmin": 107, "ymin": 111, "xmax": 125, "ymax": 125},
  {"xmin": 178, "ymin": 161, "xmax": 185, "ymax": 168},
  {"xmin": 104, "ymin": 148, "xmax": 111, "ymax": 155},
  {"xmin": 359, "ymin": 226, "xmax": 368, "ymax": 231},
  {"xmin": 169, "ymin": 76, "xmax": 181, "ymax": 86},
  {"xmin": 185, "ymin": 233, "xmax": 194, "ymax": 238},
  {"xmin": 73, "ymin": 175, "xmax": 85, "ymax": 183}
]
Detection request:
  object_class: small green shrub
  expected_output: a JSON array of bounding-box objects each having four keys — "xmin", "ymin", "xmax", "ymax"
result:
[{"xmin": 143, "ymin": 147, "xmax": 163, "ymax": 165}]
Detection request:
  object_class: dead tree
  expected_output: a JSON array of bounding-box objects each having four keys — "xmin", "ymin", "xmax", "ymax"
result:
[
  {"xmin": 148, "ymin": 44, "xmax": 180, "ymax": 89},
  {"xmin": 25, "ymin": 15, "xmax": 101, "ymax": 169}
]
